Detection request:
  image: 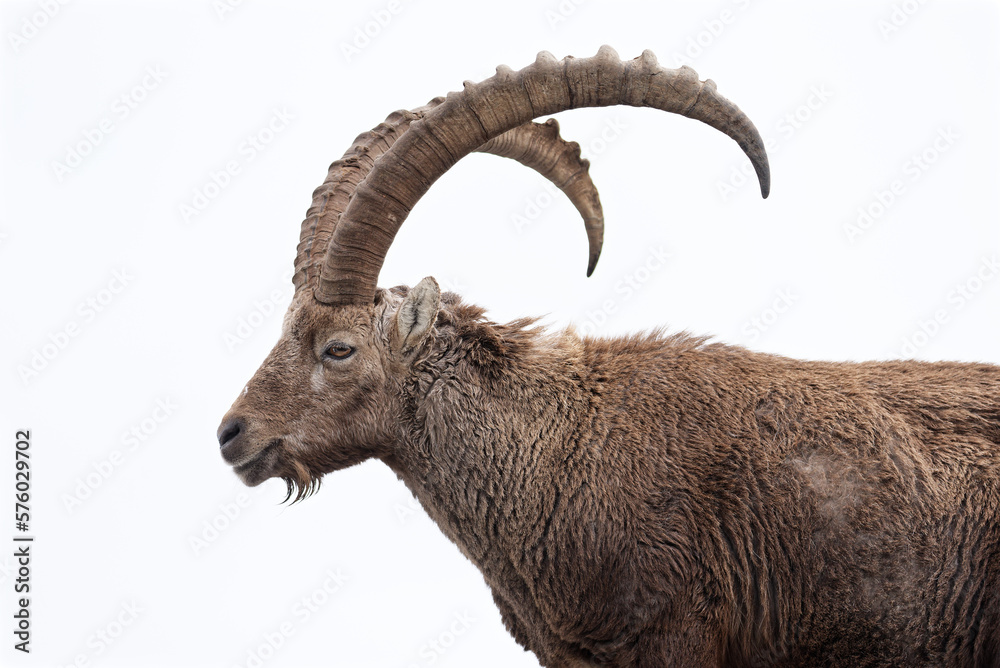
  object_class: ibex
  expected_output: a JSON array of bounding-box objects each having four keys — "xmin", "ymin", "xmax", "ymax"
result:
[{"xmin": 217, "ymin": 47, "xmax": 1000, "ymax": 667}]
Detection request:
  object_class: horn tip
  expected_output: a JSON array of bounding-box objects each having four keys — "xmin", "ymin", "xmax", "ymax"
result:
[
  {"xmin": 587, "ymin": 252, "xmax": 600, "ymax": 277},
  {"xmin": 746, "ymin": 136, "xmax": 770, "ymax": 199},
  {"xmin": 759, "ymin": 172, "xmax": 771, "ymax": 199}
]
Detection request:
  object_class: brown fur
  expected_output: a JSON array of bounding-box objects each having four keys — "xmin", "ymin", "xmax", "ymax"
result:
[{"xmin": 219, "ymin": 286, "xmax": 1000, "ymax": 667}]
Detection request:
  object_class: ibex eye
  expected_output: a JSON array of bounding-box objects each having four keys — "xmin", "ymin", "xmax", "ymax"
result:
[{"xmin": 324, "ymin": 344, "xmax": 354, "ymax": 360}]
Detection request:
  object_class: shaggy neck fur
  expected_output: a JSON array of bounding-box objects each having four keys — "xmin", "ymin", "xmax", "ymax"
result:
[
  {"xmin": 380, "ymin": 294, "xmax": 1000, "ymax": 667},
  {"xmin": 386, "ymin": 297, "xmax": 591, "ymax": 558}
]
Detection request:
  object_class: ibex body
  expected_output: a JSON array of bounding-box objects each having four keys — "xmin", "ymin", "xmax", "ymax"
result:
[{"xmin": 218, "ymin": 47, "xmax": 1000, "ymax": 667}]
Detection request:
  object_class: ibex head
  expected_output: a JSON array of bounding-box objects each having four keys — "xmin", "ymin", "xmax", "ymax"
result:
[
  {"xmin": 216, "ymin": 46, "xmax": 769, "ymax": 501},
  {"xmin": 216, "ymin": 282, "xmax": 435, "ymax": 498}
]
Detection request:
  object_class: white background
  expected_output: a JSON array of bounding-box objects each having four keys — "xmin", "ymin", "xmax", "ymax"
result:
[{"xmin": 1, "ymin": 1, "xmax": 998, "ymax": 666}]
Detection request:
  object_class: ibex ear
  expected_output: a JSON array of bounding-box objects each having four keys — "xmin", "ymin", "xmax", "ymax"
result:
[{"xmin": 390, "ymin": 276, "xmax": 440, "ymax": 355}]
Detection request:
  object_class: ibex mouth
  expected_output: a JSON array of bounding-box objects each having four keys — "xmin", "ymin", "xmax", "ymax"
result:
[{"xmin": 232, "ymin": 440, "xmax": 282, "ymax": 486}]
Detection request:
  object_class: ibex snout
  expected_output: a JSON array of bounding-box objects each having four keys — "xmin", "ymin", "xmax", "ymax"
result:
[
  {"xmin": 216, "ymin": 410, "xmax": 274, "ymax": 480},
  {"xmin": 218, "ymin": 411, "xmax": 283, "ymax": 486},
  {"xmin": 217, "ymin": 416, "xmax": 243, "ymax": 451}
]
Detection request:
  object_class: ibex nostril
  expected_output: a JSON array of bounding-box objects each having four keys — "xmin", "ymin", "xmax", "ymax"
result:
[{"xmin": 217, "ymin": 418, "xmax": 243, "ymax": 449}]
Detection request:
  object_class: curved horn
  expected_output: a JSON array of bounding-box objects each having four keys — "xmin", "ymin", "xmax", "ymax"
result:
[
  {"xmin": 315, "ymin": 45, "xmax": 770, "ymax": 306},
  {"xmin": 293, "ymin": 104, "xmax": 603, "ymax": 290},
  {"xmin": 476, "ymin": 118, "xmax": 603, "ymax": 277}
]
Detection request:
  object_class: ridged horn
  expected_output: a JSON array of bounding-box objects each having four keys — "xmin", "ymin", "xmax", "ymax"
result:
[
  {"xmin": 293, "ymin": 102, "xmax": 603, "ymax": 290},
  {"xmin": 315, "ymin": 45, "xmax": 770, "ymax": 306},
  {"xmin": 477, "ymin": 117, "xmax": 603, "ymax": 277}
]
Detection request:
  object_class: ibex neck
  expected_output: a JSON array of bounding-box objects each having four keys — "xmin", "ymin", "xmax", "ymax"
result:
[{"xmin": 383, "ymin": 322, "xmax": 591, "ymax": 567}]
